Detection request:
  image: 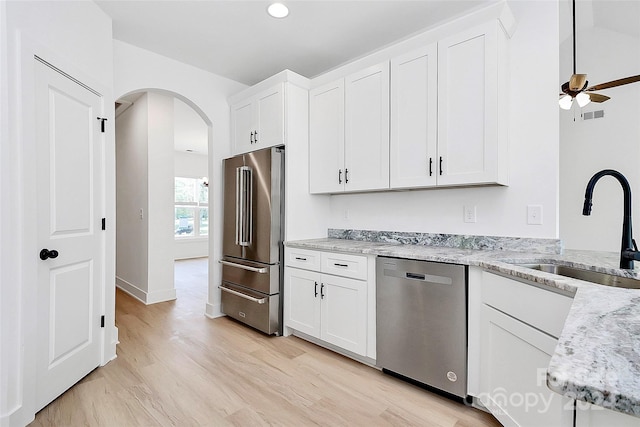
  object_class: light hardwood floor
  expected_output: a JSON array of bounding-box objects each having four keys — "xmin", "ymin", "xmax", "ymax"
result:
[{"xmin": 31, "ymin": 258, "xmax": 501, "ymax": 426}]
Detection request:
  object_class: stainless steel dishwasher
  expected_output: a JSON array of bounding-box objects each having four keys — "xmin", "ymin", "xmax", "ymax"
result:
[{"xmin": 376, "ymin": 256, "xmax": 467, "ymax": 399}]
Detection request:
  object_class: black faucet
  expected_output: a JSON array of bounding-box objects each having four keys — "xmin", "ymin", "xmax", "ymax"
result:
[{"xmin": 583, "ymin": 169, "xmax": 640, "ymax": 269}]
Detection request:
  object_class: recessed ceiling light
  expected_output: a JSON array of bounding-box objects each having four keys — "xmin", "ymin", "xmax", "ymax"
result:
[{"xmin": 267, "ymin": 2, "xmax": 289, "ymax": 18}]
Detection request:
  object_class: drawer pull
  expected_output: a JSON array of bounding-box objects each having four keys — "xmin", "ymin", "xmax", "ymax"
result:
[
  {"xmin": 219, "ymin": 259, "xmax": 267, "ymax": 273},
  {"xmin": 334, "ymin": 263, "xmax": 349, "ymax": 268},
  {"xmin": 219, "ymin": 285, "xmax": 267, "ymax": 304},
  {"xmin": 295, "ymin": 257, "xmax": 307, "ymax": 261}
]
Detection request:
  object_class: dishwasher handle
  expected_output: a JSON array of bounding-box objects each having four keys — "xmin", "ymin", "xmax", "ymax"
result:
[{"xmin": 385, "ymin": 269, "xmax": 452, "ymax": 285}]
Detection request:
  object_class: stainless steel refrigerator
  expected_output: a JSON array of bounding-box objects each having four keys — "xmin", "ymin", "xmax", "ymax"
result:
[{"xmin": 219, "ymin": 146, "xmax": 284, "ymax": 335}]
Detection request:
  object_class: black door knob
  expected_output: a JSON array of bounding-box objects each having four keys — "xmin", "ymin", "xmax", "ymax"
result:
[{"xmin": 40, "ymin": 249, "xmax": 59, "ymax": 260}]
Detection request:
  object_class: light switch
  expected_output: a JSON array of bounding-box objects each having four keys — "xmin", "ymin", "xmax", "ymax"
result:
[{"xmin": 527, "ymin": 205, "xmax": 543, "ymax": 225}]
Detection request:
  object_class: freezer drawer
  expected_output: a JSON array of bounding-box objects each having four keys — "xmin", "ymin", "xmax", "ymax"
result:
[
  {"xmin": 220, "ymin": 257, "xmax": 280, "ymax": 295},
  {"xmin": 220, "ymin": 282, "xmax": 279, "ymax": 335}
]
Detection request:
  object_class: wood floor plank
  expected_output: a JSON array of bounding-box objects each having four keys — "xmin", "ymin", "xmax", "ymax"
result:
[{"xmin": 30, "ymin": 258, "xmax": 501, "ymax": 427}]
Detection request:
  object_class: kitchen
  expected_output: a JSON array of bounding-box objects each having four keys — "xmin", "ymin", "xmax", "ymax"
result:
[{"xmin": 1, "ymin": 0, "xmax": 639, "ymax": 426}]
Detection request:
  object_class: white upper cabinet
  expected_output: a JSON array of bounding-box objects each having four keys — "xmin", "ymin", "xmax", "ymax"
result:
[
  {"xmin": 436, "ymin": 21, "xmax": 508, "ymax": 186},
  {"xmin": 231, "ymin": 83, "xmax": 285, "ymax": 154},
  {"xmin": 344, "ymin": 62, "xmax": 390, "ymax": 192},
  {"xmin": 309, "ymin": 79, "xmax": 345, "ymax": 193},
  {"xmin": 309, "ymin": 62, "xmax": 390, "ymax": 194},
  {"xmin": 310, "ymin": 18, "xmax": 510, "ymax": 193},
  {"xmin": 390, "ymin": 44, "xmax": 438, "ymax": 189},
  {"xmin": 390, "ymin": 20, "xmax": 508, "ymax": 190}
]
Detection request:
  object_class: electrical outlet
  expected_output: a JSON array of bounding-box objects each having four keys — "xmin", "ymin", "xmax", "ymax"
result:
[
  {"xmin": 527, "ymin": 205, "xmax": 543, "ymax": 225},
  {"xmin": 464, "ymin": 205, "xmax": 477, "ymax": 223}
]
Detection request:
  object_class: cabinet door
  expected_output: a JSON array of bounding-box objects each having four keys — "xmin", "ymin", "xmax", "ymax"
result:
[
  {"xmin": 437, "ymin": 22, "xmax": 501, "ymax": 186},
  {"xmin": 231, "ymin": 99, "xmax": 254, "ymax": 155},
  {"xmin": 256, "ymin": 83, "xmax": 285, "ymax": 149},
  {"xmin": 479, "ymin": 305, "xmax": 574, "ymax": 427},
  {"xmin": 390, "ymin": 44, "xmax": 438, "ymax": 189},
  {"xmin": 284, "ymin": 268, "xmax": 321, "ymax": 338},
  {"xmin": 309, "ymin": 79, "xmax": 345, "ymax": 194},
  {"xmin": 344, "ymin": 62, "xmax": 390, "ymax": 192},
  {"xmin": 320, "ymin": 274, "xmax": 367, "ymax": 356},
  {"xmin": 576, "ymin": 403, "xmax": 640, "ymax": 427}
]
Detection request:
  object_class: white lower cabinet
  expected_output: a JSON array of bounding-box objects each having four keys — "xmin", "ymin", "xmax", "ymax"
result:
[
  {"xmin": 285, "ymin": 268, "xmax": 321, "ymax": 337},
  {"xmin": 284, "ymin": 248, "xmax": 372, "ymax": 358},
  {"xmin": 576, "ymin": 403, "xmax": 640, "ymax": 427},
  {"xmin": 475, "ymin": 271, "xmax": 575, "ymax": 427},
  {"xmin": 319, "ymin": 274, "xmax": 367, "ymax": 354},
  {"xmin": 480, "ymin": 305, "xmax": 574, "ymax": 427}
]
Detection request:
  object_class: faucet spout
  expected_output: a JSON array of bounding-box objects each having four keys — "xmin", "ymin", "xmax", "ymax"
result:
[{"xmin": 583, "ymin": 169, "xmax": 638, "ymax": 269}]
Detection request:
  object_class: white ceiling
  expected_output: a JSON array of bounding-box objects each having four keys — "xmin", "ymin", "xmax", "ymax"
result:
[
  {"xmin": 96, "ymin": 0, "xmax": 494, "ymax": 86},
  {"xmin": 105, "ymin": 0, "xmax": 639, "ymax": 154}
]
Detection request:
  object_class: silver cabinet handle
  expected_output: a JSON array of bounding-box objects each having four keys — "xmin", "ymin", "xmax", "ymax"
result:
[
  {"xmin": 219, "ymin": 285, "xmax": 266, "ymax": 304},
  {"xmin": 218, "ymin": 259, "xmax": 267, "ymax": 273}
]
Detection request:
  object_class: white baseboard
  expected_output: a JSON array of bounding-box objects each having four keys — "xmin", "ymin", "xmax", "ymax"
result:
[
  {"xmin": 205, "ymin": 302, "xmax": 223, "ymax": 319},
  {"xmin": 116, "ymin": 277, "xmax": 176, "ymax": 305},
  {"xmin": 146, "ymin": 288, "xmax": 176, "ymax": 304},
  {"xmin": 115, "ymin": 277, "xmax": 146, "ymax": 303}
]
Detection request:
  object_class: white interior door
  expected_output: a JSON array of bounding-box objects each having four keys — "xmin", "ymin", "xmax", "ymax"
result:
[{"xmin": 35, "ymin": 59, "xmax": 103, "ymax": 411}]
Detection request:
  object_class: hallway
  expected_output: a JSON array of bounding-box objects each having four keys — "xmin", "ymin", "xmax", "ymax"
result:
[{"xmin": 30, "ymin": 258, "xmax": 499, "ymax": 426}]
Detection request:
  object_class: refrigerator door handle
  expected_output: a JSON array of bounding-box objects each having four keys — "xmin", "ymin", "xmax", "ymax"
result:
[
  {"xmin": 219, "ymin": 285, "xmax": 267, "ymax": 304},
  {"xmin": 219, "ymin": 259, "xmax": 268, "ymax": 274},
  {"xmin": 236, "ymin": 166, "xmax": 253, "ymax": 246}
]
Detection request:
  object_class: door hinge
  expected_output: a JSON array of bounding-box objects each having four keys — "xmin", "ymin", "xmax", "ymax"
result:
[
  {"xmin": 100, "ymin": 315, "xmax": 105, "ymax": 328},
  {"xmin": 97, "ymin": 117, "xmax": 108, "ymax": 133},
  {"xmin": 102, "ymin": 218, "xmax": 106, "ymax": 230}
]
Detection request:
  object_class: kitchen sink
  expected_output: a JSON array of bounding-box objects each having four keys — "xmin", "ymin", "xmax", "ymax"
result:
[{"xmin": 519, "ymin": 263, "xmax": 640, "ymax": 289}]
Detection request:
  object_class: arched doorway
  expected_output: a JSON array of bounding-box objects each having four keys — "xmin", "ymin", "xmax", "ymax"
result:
[{"xmin": 113, "ymin": 89, "xmax": 213, "ymax": 308}]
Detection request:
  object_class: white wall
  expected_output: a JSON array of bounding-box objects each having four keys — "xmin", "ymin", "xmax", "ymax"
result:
[
  {"xmin": 1, "ymin": 2, "xmax": 114, "ymax": 426},
  {"xmin": 116, "ymin": 92, "xmax": 179, "ymax": 304},
  {"xmin": 113, "ymin": 40, "xmax": 247, "ymax": 318},
  {"xmin": 175, "ymin": 151, "xmax": 209, "ymax": 260},
  {"xmin": 311, "ymin": 1, "xmax": 560, "ymax": 239},
  {"xmin": 147, "ymin": 92, "xmax": 177, "ymax": 302},
  {"xmin": 559, "ymin": 26, "xmax": 640, "ymax": 252},
  {"xmin": 116, "ymin": 93, "xmax": 150, "ymax": 297}
]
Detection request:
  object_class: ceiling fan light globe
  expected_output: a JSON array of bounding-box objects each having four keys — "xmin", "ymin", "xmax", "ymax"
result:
[
  {"xmin": 559, "ymin": 94, "xmax": 573, "ymax": 110},
  {"xmin": 576, "ymin": 92, "xmax": 591, "ymax": 108}
]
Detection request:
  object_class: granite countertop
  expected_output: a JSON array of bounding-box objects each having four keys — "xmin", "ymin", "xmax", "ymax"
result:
[{"xmin": 285, "ymin": 236, "xmax": 640, "ymax": 418}]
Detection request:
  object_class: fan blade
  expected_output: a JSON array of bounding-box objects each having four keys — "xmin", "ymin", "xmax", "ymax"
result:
[
  {"xmin": 586, "ymin": 92, "xmax": 610, "ymax": 103},
  {"xmin": 586, "ymin": 75, "xmax": 640, "ymax": 91},
  {"xmin": 569, "ymin": 74, "xmax": 588, "ymax": 91}
]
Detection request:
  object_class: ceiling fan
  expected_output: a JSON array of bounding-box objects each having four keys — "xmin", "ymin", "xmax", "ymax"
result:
[{"xmin": 559, "ymin": 0, "xmax": 640, "ymax": 110}]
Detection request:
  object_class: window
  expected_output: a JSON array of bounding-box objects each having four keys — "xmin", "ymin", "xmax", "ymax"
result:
[{"xmin": 174, "ymin": 177, "xmax": 208, "ymax": 238}]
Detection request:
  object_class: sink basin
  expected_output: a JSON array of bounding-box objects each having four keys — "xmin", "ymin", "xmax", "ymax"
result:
[{"xmin": 519, "ymin": 263, "xmax": 640, "ymax": 289}]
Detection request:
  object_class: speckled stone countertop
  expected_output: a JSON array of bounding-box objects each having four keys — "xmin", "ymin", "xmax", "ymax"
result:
[{"xmin": 285, "ymin": 237, "xmax": 640, "ymax": 418}]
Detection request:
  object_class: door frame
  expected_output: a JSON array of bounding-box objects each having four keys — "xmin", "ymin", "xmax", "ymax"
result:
[{"xmin": 11, "ymin": 34, "xmax": 116, "ymax": 425}]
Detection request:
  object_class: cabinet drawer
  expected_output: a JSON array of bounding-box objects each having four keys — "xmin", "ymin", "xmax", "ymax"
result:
[
  {"xmin": 321, "ymin": 252, "xmax": 367, "ymax": 280},
  {"xmin": 482, "ymin": 271, "xmax": 573, "ymax": 338},
  {"xmin": 285, "ymin": 248, "xmax": 321, "ymax": 271}
]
